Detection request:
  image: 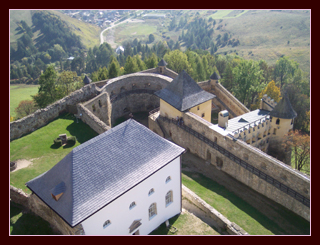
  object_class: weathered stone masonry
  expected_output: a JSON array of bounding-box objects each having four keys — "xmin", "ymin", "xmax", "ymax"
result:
[{"xmin": 149, "ymin": 111, "xmax": 310, "ymax": 221}]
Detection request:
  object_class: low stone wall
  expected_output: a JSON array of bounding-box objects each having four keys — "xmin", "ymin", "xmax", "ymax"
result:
[
  {"xmin": 10, "ymin": 84, "xmax": 98, "ymax": 141},
  {"xmin": 82, "ymin": 92, "xmax": 112, "ymax": 127},
  {"xmin": 77, "ymin": 104, "xmax": 110, "ymax": 135},
  {"xmin": 182, "ymin": 185, "xmax": 247, "ymax": 235}
]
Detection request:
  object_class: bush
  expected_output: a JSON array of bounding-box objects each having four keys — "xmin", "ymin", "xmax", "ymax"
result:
[
  {"xmin": 67, "ymin": 136, "xmax": 76, "ymax": 145},
  {"xmin": 53, "ymin": 137, "xmax": 62, "ymax": 145}
]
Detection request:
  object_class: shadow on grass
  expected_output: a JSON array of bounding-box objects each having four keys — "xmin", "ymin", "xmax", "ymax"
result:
[
  {"xmin": 149, "ymin": 214, "xmax": 180, "ymax": 235},
  {"xmin": 66, "ymin": 119, "xmax": 98, "ymax": 144},
  {"xmin": 182, "ymin": 170, "xmax": 310, "ymax": 235},
  {"xmin": 10, "ymin": 202, "xmax": 60, "ymax": 235}
]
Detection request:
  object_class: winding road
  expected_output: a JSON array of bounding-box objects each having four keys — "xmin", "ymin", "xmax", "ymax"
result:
[{"xmin": 100, "ymin": 18, "xmax": 145, "ymax": 45}]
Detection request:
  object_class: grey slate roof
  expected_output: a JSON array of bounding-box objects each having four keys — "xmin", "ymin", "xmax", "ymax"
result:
[
  {"xmin": 154, "ymin": 70, "xmax": 216, "ymax": 111},
  {"xmin": 83, "ymin": 75, "xmax": 92, "ymax": 85},
  {"xmin": 269, "ymin": 95, "xmax": 297, "ymax": 119},
  {"xmin": 158, "ymin": 58, "xmax": 167, "ymax": 66},
  {"xmin": 210, "ymin": 71, "xmax": 220, "ymax": 80},
  {"xmin": 26, "ymin": 119, "xmax": 185, "ymax": 227},
  {"xmin": 225, "ymin": 109, "xmax": 270, "ymax": 133}
]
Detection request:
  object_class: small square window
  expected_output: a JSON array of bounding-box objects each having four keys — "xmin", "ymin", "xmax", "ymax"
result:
[{"xmin": 202, "ymin": 113, "xmax": 205, "ymax": 118}]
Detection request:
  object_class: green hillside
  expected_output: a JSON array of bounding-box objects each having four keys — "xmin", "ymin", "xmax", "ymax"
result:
[
  {"xmin": 213, "ymin": 10, "xmax": 310, "ymax": 72},
  {"xmin": 10, "ymin": 10, "xmax": 101, "ymax": 50},
  {"xmin": 48, "ymin": 10, "xmax": 101, "ymax": 49}
]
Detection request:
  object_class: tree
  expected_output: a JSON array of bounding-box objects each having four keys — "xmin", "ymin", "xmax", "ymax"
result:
[
  {"xmin": 91, "ymin": 67, "xmax": 108, "ymax": 82},
  {"xmin": 251, "ymin": 80, "xmax": 281, "ymax": 110},
  {"xmin": 56, "ymin": 71, "xmax": 82, "ymax": 98},
  {"xmin": 15, "ymin": 100, "xmax": 36, "ymax": 119},
  {"xmin": 148, "ymin": 34, "xmax": 155, "ymax": 43},
  {"xmin": 124, "ymin": 56, "xmax": 139, "ymax": 75},
  {"xmin": 282, "ymin": 130, "xmax": 310, "ymax": 174},
  {"xmin": 144, "ymin": 53, "xmax": 158, "ymax": 69},
  {"xmin": 108, "ymin": 57, "xmax": 121, "ymax": 79},
  {"xmin": 273, "ymin": 57, "xmax": 299, "ymax": 88},
  {"xmin": 163, "ymin": 50, "xmax": 192, "ymax": 74},
  {"xmin": 33, "ymin": 66, "xmax": 57, "ymax": 108},
  {"xmin": 134, "ymin": 55, "xmax": 147, "ymax": 71},
  {"xmin": 231, "ymin": 60, "xmax": 264, "ymax": 107},
  {"xmin": 71, "ymin": 56, "xmax": 85, "ymax": 75}
]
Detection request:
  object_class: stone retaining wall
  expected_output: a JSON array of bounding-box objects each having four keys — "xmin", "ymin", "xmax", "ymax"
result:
[
  {"xmin": 182, "ymin": 185, "xmax": 247, "ymax": 235},
  {"xmin": 10, "ymin": 186, "xmax": 84, "ymax": 235}
]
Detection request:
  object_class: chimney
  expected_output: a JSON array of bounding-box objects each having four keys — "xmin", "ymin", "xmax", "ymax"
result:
[{"xmin": 218, "ymin": 110, "xmax": 229, "ymax": 128}]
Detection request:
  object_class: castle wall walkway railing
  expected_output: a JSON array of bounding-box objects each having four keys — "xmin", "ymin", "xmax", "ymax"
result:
[{"xmin": 157, "ymin": 115, "xmax": 310, "ymax": 208}]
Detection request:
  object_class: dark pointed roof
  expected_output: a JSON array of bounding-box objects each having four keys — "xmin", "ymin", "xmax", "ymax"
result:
[
  {"xmin": 26, "ymin": 119, "xmax": 184, "ymax": 227},
  {"xmin": 83, "ymin": 75, "xmax": 92, "ymax": 85},
  {"xmin": 154, "ymin": 70, "xmax": 216, "ymax": 112},
  {"xmin": 269, "ymin": 95, "xmax": 297, "ymax": 119},
  {"xmin": 210, "ymin": 71, "xmax": 220, "ymax": 80},
  {"xmin": 158, "ymin": 58, "xmax": 168, "ymax": 66}
]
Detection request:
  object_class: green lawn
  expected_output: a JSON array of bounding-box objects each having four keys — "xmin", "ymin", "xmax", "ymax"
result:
[
  {"xmin": 10, "ymin": 202, "xmax": 60, "ymax": 235},
  {"xmin": 181, "ymin": 171, "xmax": 310, "ymax": 235},
  {"xmin": 150, "ymin": 212, "xmax": 220, "ymax": 235},
  {"xmin": 10, "ymin": 113, "xmax": 98, "ymax": 194},
  {"xmin": 10, "ymin": 84, "xmax": 39, "ymax": 119}
]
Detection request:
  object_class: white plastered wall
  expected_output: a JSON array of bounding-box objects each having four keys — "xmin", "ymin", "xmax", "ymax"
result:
[{"xmin": 81, "ymin": 157, "xmax": 181, "ymax": 235}]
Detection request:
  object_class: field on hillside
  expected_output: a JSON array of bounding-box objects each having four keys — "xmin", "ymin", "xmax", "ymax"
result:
[
  {"xmin": 214, "ymin": 10, "xmax": 310, "ymax": 72},
  {"xmin": 10, "ymin": 84, "xmax": 39, "ymax": 119}
]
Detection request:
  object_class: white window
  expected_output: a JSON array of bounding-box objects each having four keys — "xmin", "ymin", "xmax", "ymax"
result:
[
  {"xmin": 165, "ymin": 190, "xmax": 173, "ymax": 207},
  {"xmin": 103, "ymin": 220, "xmax": 111, "ymax": 229},
  {"xmin": 165, "ymin": 176, "xmax": 171, "ymax": 183},
  {"xmin": 148, "ymin": 203, "xmax": 157, "ymax": 220},
  {"xmin": 129, "ymin": 201, "xmax": 136, "ymax": 210},
  {"xmin": 148, "ymin": 188, "xmax": 155, "ymax": 196}
]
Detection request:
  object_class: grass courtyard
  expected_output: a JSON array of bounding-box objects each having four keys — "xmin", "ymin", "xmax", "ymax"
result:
[
  {"xmin": 10, "ymin": 113, "xmax": 98, "ymax": 193},
  {"xmin": 10, "ymin": 84, "xmax": 39, "ymax": 119}
]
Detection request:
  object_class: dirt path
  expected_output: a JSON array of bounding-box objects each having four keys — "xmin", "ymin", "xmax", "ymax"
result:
[{"xmin": 11, "ymin": 159, "xmax": 33, "ymax": 172}]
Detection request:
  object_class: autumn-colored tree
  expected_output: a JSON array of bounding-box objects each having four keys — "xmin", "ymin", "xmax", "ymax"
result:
[
  {"xmin": 15, "ymin": 100, "xmax": 37, "ymax": 119},
  {"xmin": 282, "ymin": 130, "xmax": 310, "ymax": 174},
  {"xmin": 251, "ymin": 80, "xmax": 281, "ymax": 110}
]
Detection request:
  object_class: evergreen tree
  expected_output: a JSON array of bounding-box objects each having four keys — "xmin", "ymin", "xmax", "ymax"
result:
[
  {"xmin": 124, "ymin": 56, "xmax": 139, "ymax": 74},
  {"xmin": 108, "ymin": 56, "xmax": 121, "ymax": 78}
]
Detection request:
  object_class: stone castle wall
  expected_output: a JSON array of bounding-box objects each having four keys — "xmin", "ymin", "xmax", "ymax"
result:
[
  {"xmin": 149, "ymin": 112, "xmax": 310, "ymax": 221},
  {"xmin": 209, "ymin": 81, "xmax": 250, "ymax": 117},
  {"xmin": 10, "ymin": 84, "xmax": 98, "ymax": 141}
]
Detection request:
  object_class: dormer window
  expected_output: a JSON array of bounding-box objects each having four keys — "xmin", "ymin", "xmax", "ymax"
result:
[{"xmin": 51, "ymin": 182, "xmax": 66, "ymax": 201}]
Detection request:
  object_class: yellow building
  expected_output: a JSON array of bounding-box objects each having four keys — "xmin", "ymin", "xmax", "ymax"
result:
[
  {"xmin": 155, "ymin": 70, "xmax": 215, "ymax": 123},
  {"xmin": 269, "ymin": 94, "xmax": 297, "ymax": 138}
]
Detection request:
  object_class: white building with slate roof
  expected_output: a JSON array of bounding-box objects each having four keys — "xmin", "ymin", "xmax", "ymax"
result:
[{"xmin": 26, "ymin": 119, "xmax": 185, "ymax": 235}]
